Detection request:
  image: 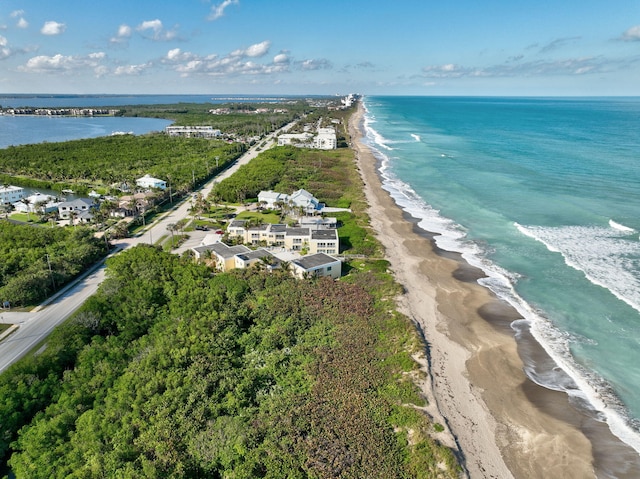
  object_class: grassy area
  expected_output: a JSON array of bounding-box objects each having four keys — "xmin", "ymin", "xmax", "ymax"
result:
[
  {"xmin": 235, "ymin": 210, "xmax": 281, "ymax": 224},
  {"xmin": 0, "ymin": 324, "xmax": 10, "ymax": 335}
]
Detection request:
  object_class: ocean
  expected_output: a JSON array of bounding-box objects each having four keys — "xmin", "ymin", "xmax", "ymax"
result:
[{"xmin": 362, "ymin": 96, "xmax": 640, "ymax": 453}]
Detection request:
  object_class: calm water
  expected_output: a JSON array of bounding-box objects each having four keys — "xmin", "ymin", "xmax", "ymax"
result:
[{"xmin": 363, "ymin": 96, "xmax": 640, "ymax": 452}]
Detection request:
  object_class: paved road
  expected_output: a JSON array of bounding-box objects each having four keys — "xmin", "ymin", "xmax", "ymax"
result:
[{"xmin": 0, "ymin": 125, "xmax": 290, "ymax": 373}]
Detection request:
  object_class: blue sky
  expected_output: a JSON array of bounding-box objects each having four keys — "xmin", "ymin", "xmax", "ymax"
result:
[{"xmin": 1, "ymin": 0, "xmax": 639, "ymax": 96}]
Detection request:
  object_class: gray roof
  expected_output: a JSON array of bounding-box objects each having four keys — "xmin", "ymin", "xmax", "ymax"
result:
[
  {"xmin": 269, "ymin": 224, "xmax": 287, "ymax": 233},
  {"xmin": 236, "ymin": 249, "xmax": 275, "ymax": 261},
  {"xmin": 311, "ymin": 229, "xmax": 338, "ymax": 240},
  {"xmin": 228, "ymin": 219, "xmax": 246, "ymax": 228},
  {"xmin": 193, "ymin": 242, "xmax": 250, "ymax": 259},
  {"xmin": 285, "ymin": 227, "xmax": 310, "ymax": 236},
  {"xmin": 293, "ymin": 253, "xmax": 340, "ymax": 270}
]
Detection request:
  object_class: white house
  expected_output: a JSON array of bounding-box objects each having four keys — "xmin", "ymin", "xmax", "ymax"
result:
[
  {"xmin": 257, "ymin": 190, "xmax": 290, "ymax": 209},
  {"xmin": 12, "ymin": 192, "xmax": 57, "ymax": 213},
  {"xmin": 0, "ymin": 185, "xmax": 24, "ymax": 204},
  {"xmin": 289, "ymin": 189, "xmax": 322, "ymax": 213},
  {"xmin": 290, "ymin": 253, "xmax": 342, "ymax": 279},
  {"xmin": 136, "ymin": 174, "xmax": 166, "ymax": 190},
  {"xmin": 57, "ymin": 198, "xmax": 95, "ymax": 220},
  {"xmin": 314, "ymin": 128, "xmax": 337, "ymax": 150}
]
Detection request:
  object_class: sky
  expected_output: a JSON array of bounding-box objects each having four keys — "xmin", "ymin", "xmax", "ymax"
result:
[{"xmin": 1, "ymin": 0, "xmax": 639, "ymax": 96}]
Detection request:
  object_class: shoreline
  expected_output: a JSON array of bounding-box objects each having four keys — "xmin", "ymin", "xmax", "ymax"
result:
[{"xmin": 348, "ymin": 101, "xmax": 640, "ymax": 478}]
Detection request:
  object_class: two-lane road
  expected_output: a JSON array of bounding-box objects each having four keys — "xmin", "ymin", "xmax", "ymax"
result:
[{"xmin": 0, "ymin": 124, "xmax": 291, "ymax": 373}]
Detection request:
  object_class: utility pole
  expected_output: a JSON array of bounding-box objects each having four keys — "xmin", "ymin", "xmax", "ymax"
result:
[{"xmin": 45, "ymin": 253, "xmax": 56, "ymax": 290}]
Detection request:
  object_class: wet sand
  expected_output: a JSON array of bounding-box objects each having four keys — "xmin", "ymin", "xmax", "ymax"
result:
[{"xmin": 348, "ymin": 101, "xmax": 640, "ymax": 478}]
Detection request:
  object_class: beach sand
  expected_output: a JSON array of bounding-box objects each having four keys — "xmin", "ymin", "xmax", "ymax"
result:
[{"xmin": 348, "ymin": 102, "xmax": 640, "ymax": 478}]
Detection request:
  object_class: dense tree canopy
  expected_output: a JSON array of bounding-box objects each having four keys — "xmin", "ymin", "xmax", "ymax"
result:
[
  {"xmin": 0, "ymin": 222, "xmax": 107, "ymax": 306},
  {"xmin": 2, "ymin": 246, "xmax": 459, "ymax": 478},
  {"xmin": 0, "ymin": 135, "xmax": 241, "ymax": 194}
]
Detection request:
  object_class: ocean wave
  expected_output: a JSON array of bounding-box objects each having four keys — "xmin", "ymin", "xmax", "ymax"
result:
[
  {"xmin": 516, "ymin": 223, "xmax": 640, "ymax": 314},
  {"xmin": 609, "ymin": 219, "xmax": 636, "ymax": 233},
  {"xmin": 361, "ymin": 98, "xmax": 640, "ymax": 454},
  {"xmin": 411, "ymin": 133, "xmax": 421, "ymax": 142}
]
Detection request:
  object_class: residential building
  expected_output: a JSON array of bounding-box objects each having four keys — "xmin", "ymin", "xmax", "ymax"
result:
[
  {"xmin": 57, "ymin": 198, "xmax": 95, "ymax": 220},
  {"xmin": 310, "ymin": 229, "xmax": 339, "ymax": 255},
  {"xmin": 314, "ymin": 127, "xmax": 337, "ymax": 150},
  {"xmin": 277, "ymin": 132, "xmax": 313, "ymax": 146},
  {"xmin": 257, "ymin": 190, "xmax": 290, "ymax": 208},
  {"xmin": 13, "ymin": 192, "xmax": 58, "ymax": 213},
  {"xmin": 289, "ymin": 189, "xmax": 323, "ymax": 213},
  {"xmin": 290, "ymin": 253, "xmax": 342, "ymax": 279},
  {"xmin": 136, "ymin": 174, "xmax": 167, "ymax": 190},
  {"xmin": 165, "ymin": 126, "xmax": 221, "ymax": 138},
  {"xmin": 0, "ymin": 185, "xmax": 24, "ymax": 204},
  {"xmin": 234, "ymin": 249, "xmax": 279, "ymax": 270},
  {"xmin": 191, "ymin": 243, "xmax": 251, "ymax": 271}
]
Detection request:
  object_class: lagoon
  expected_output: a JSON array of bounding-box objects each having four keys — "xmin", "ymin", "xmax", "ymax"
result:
[{"xmin": 0, "ymin": 115, "xmax": 173, "ymax": 149}]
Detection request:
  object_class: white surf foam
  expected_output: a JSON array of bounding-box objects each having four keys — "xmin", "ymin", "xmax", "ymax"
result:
[
  {"xmin": 609, "ymin": 219, "xmax": 636, "ymax": 233},
  {"xmin": 362, "ymin": 101, "xmax": 640, "ymax": 452},
  {"xmin": 411, "ymin": 133, "xmax": 421, "ymax": 142}
]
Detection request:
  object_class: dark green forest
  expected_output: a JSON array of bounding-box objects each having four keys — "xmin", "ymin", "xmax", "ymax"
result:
[
  {"xmin": 0, "ymin": 222, "xmax": 107, "ymax": 306},
  {"xmin": 0, "ymin": 135, "xmax": 242, "ymax": 194},
  {"xmin": 1, "ymin": 246, "xmax": 459, "ymax": 478}
]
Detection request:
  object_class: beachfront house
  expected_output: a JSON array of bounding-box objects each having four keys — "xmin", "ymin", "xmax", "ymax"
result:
[
  {"xmin": 314, "ymin": 128, "xmax": 337, "ymax": 150},
  {"xmin": 290, "ymin": 253, "xmax": 342, "ymax": 279},
  {"xmin": 136, "ymin": 174, "xmax": 166, "ymax": 190},
  {"xmin": 289, "ymin": 189, "xmax": 323, "ymax": 214},
  {"xmin": 191, "ymin": 243, "xmax": 251, "ymax": 271},
  {"xmin": 226, "ymin": 220, "xmax": 337, "ymax": 254},
  {"xmin": 257, "ymin": 190, "xmax": 290, "ymax": 209},
  {"xmin": 0, "ymin": 185, "xmax": 24, "ymax": 204}
]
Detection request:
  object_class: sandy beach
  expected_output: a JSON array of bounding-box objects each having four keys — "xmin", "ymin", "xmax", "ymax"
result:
[{"xmin": 348, "ymin": 101, "xmax": 640, "ymax": 478}]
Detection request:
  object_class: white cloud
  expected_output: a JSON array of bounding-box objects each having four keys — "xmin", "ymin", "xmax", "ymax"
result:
[
  {"xmin": 10, "ymin": 10, "xmax": 25, "ymax": 18},
  {"xmin": 114, "ymin": 63, "xmax": 151, "ymax": 76},
  {"xmin": 110, "ymin": 24, "xmax": 132, "ymax": 43},
  {"xmin": 17, "ymin": 17, "xmax": 29, "ymax": 29},
  {"xmin": 41, "ymin": 21, "xmax": 66, "ymax": 36},
  {"xmin": 208, "ymin": 0, "xmax": 239, "ymax": 21},
  {"xmin": 136, "ymin": 19, "xmax": 178, "ymax": 41},
  {"xmin": 162, "ymin": 41, "xmax": 290, "ymax": 77},
  {"xmin": 298, "ymin": 59, "xmax": 332, "ymax": 70},
  {"xmin": 273, "ymin": 53, "xmax": 289, "ymax": 64},
  {"xmin": 18, "ymin": 52, "xmax": 107, "ymax": 75},
  {"xmin": 621, "ymin": 25, "xmax": 640, "ymax": 41},
  {"xmin": 420, "ymin": 55, "xmax": 640, "ymax": 79},
  {"xmin": 0, "ymin": 35, "xmax": 10, "ymax": 60}
]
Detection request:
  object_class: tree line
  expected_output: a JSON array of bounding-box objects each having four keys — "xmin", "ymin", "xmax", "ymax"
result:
[
  {"xmin": 0, "ymin": 222, "xmax": 108, "ymax": 306},
  {"xmin": 1, "ymin": 246, "xmax": 460, "ymax": 478}
]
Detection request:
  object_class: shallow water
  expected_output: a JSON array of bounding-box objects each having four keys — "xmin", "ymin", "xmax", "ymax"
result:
[{"xmin": 362, "ymin": 96, "xmax": 640, "ymax": 452}]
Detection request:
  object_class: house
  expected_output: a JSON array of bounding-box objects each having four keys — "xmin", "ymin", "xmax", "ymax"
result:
[
  {"xmin": 0, "ymin": 185, "xmax": 24, "ymax": 204},
  {"xmin": 118, "ymin": 191, "xmax": 156, "ymax": 216},
  {"xmin": 290, "ymin": 253, "xmax": 342, "ymax": 279},
  {"xmin": 314, "ymin": 128, "xmax": 337, "ymax": 150},
  {"xmin": 289, "ymin": 189, "xmax": 323, "ymax": 214},
  {"xmin": 310, "ymin": 229, "xmax": 339, "ymax": 255},
  {"xmin": 234, "ymin": 249, "xmax": 279, "ymax": 270},
  {"xmin": 57, "ymin": 198, "xmax": 95, "ymax": 220},
  {"xmin": 191, "ymin": 243, "xmax": 251, "ymax": 271},
  {"xmin": 284, "ymin": 227, "xmax": 310, "ymax": 252},
  {"xmin": 13, "ymin": 192, "xmax": 58, "ymax": 213},
  {"xmin": 136, "ymin": 174, "xmax": 166, "ymax": 190},
  {"xmin": 299, "ymin": 216, "xmax": 338, "ymax": 230},
  {"xmin": 257, "ymin": 190, "xmax": 290, "ymax": 209}
]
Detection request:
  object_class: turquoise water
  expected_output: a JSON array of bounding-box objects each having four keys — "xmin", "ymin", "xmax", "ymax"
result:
[{"xmin": 363, "ymin": 96, "xmax": 640, "ymax": 451}]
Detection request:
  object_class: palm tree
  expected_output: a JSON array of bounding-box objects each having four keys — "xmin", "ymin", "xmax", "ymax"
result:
[
  {"xmin": 167, "ymin": 223, "xmax": 176, "ymax": 247},
  {"xmin": 21, "ymin": 197, "xmax": 33, "ymax": 221}
]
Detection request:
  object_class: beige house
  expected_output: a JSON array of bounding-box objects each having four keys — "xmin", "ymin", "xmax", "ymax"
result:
[
  {"xmin": 227, "ymin": 221, "xmax": 338, "ymax": 255},
  {"xmin": 290, "ymin": 253, "xmax": 342, "ymax": 279}
]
